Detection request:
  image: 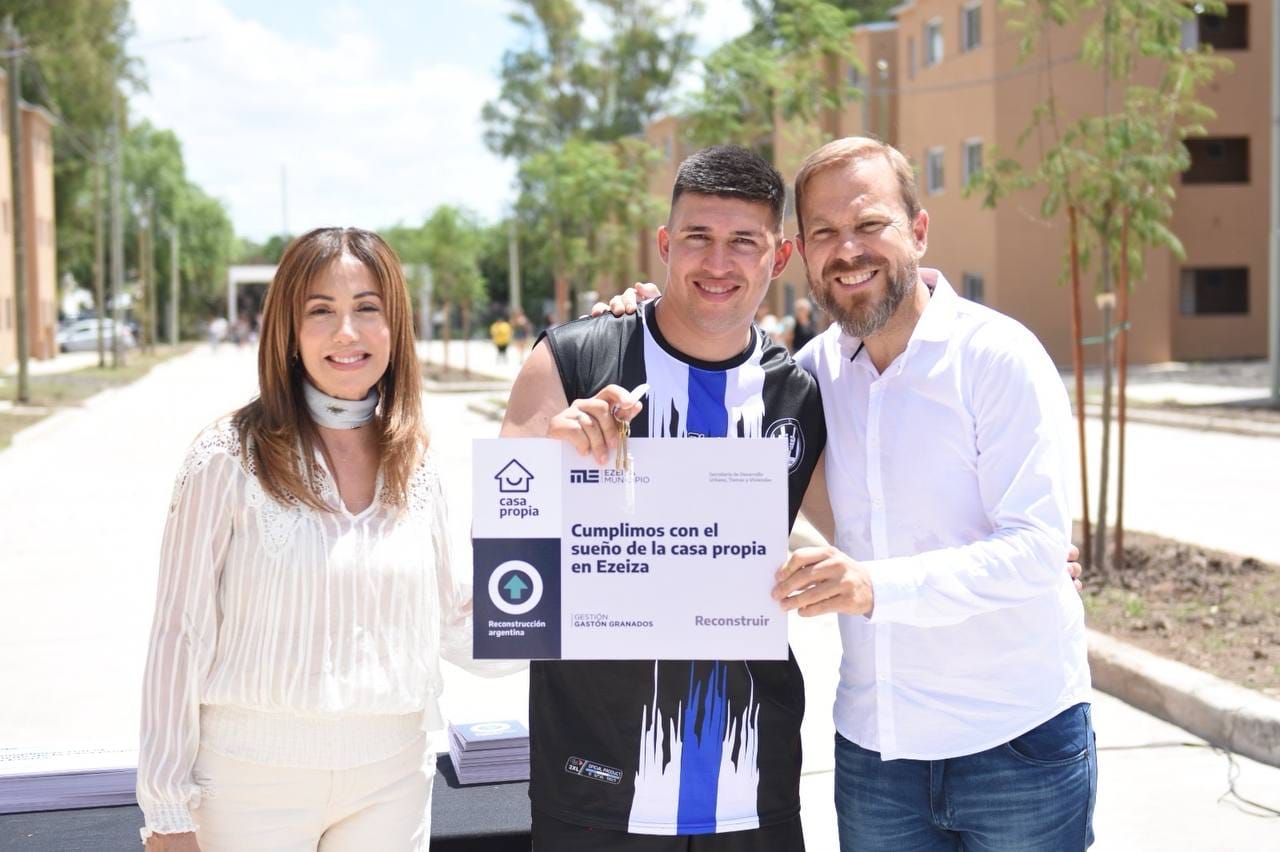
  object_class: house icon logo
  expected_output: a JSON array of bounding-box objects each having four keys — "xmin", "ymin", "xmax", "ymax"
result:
[{"xmin": 495, "ymin": 459, "xmax": 534, "ymax": 493}]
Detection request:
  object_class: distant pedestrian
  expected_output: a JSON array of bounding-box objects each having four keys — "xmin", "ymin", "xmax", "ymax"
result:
[
  {"xmin": 511, "ymin": 310, "xmax": 531, "ymax": 361},
  {"xmin": 489, "ymin": 316, "xmax": 513, "ymax": 362},
  {"xmin": 138, "ymin": 227, "xmax": 511, "ymax": 852},
  {"xmin": 207, "ymin": 315, "xmax": 228, "ymax": 352},
  {"xmin": 788, "ymin": 298, "xmax": 816, "ymax": 353}
]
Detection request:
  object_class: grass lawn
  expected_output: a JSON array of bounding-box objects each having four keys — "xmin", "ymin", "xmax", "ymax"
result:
[{"xmin": 0, "ymin": 345, "xmax": 194, "ymax": 451}]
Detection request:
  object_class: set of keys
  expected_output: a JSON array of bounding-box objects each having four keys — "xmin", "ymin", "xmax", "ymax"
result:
[
  {"xmin": 613, "ymin": 384, "xmax": 647, "ymax": 510},
  {"xmin": 615, "ymin": 418, "xmax": 633, "ymax": 473}
]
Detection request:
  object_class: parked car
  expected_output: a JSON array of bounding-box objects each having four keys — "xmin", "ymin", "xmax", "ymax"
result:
[{"xmin": 56, "ymin": 318, "xmax": 137, "ymax": 352}]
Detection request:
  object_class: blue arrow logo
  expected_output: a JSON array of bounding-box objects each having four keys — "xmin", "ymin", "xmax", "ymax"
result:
[{"xmin": 503, "ymin": 573, "xmax": 530, "ymax": 601}]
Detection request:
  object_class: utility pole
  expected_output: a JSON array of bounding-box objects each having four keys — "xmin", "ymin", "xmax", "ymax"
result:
[
  {"xmin": 6, "ymin": 16, "xmax": 28, "ymax": 403},
  {"xmin": 93, "ymin": 154, "xmax": 105, "ymax": 367},
  {"xmin": 1271, "ymin": 0, "xmax": 1280, "ymax": 402},
  {"xmin": 136, "ymin": 199, "xmax": 148, "ymax": 352},
  {"xmin": 146, "ymin": 189, "xmax": 157, "ymax": 352},
  {"xmin": 109, "ymin": 89, "xmax": 124, "ymax": 367},
  {"xmin": 507, "ymin": 218, "xmax": 521, "ymax": 314},
  {"xmin": 169, "ymin": 223, "xmax": 179, "ymax": 346}
]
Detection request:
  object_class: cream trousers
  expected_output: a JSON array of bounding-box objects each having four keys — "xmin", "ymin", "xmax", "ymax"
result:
[{"xmin": 189, "ymin": 733, "xmax": 434, "ymax": 851}]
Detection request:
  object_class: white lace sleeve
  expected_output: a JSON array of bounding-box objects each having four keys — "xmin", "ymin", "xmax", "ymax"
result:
[{"xmin": 137, "ymin": 428, "xmax": 239, "ymax": 837}]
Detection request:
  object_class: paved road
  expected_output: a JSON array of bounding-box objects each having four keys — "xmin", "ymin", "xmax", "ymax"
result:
[{"xmin": 2, "ymin": 342, "xmax": 1278, "ymax": 849}]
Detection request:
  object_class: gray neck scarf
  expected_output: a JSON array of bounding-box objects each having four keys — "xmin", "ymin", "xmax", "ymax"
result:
[{"xmin": 303, "ymin": 379, "xmax": 378, "ymax": 430}]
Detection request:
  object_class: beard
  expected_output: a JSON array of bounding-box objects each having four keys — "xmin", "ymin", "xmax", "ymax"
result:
[{"xmin": 807, "ymin": 253, "xmax": 917, "ymax": 340}]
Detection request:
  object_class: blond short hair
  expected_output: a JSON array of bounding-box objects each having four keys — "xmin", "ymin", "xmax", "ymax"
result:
[{"xmin": 793, "ymin": 137, "xmax": 920, "ymax": 238}]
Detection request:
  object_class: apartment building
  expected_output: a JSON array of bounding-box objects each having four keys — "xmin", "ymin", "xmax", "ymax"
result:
[
  {"xmin": 891, "ymin": 0, "xmax": 1268, "ymax": 364},
  {"xmin": 0, "ymin": 69, "xmax": 57, "ymax": 370},
  {"xmin": 630, "ymin": 1, "xmax": 1269, "ymax": 365}
]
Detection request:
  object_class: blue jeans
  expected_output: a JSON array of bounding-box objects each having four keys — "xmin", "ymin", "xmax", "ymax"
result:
[{"xmin": 834, "ymin": 703, "xmax": 1097, "ymax": 851}]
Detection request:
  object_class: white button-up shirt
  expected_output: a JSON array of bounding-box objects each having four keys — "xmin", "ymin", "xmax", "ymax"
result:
[{"xmin": 795, "ymin": 269, "xmax": 1091, "ymax": 761}]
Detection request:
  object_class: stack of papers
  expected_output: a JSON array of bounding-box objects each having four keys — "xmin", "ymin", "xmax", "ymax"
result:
[
  {"xmin": 0, "ymin": 747, "xmax": 138, "ymax": 814},
  {"xmin": 447, "ymin": 720, "xmax": 529, "ymax": 785}
]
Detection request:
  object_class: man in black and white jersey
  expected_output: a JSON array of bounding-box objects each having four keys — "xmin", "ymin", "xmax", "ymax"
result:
[{"xmin": 501, "ymin": 146, "xmax": 829, "ymax": 850}]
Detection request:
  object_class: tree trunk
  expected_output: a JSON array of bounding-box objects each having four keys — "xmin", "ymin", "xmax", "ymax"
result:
[
  {"xmin": 1067, "ymin": 207, "xmax": 1092, "ymax": 568},
  {"xmin": 94, "ymin": 159, "xmax": 105, "ymax": 368},
  {"xmin": 441, "ymin": 300, "xmax": 452, "ymax": 372},
  {"xmin": 554, "ymin": 272, "xmax": 569, "ymax": 325},
  {"xmin": 1115, "ymin": 209, "xmax": 1131, "ymax": 570},
  {"xmin": 1093, "ymin": 228, "xmax": 1114, "ymax": 572},
  {"xmin": 461, "ymin": 300, "xmax": 472, "ymax": 377}
]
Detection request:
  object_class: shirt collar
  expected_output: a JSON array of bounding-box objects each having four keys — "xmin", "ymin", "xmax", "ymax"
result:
[{"xmin": 837, "ymin": 268, "xmax": 957, "ymax": 362}]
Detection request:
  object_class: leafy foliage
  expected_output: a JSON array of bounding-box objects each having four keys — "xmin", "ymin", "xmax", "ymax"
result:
[
  {"xmin": 516, "ymin": 136, "xmax": 660, "ymax": 318},
  {"xmin": 0, "ymin": 0, "xmax": 138, "ymax": 296},
  {"xmin": 971, "ymin": 0, "xmax": 1229, "ymax": 286},
  {"xmin": 123, "ymin": 121, "xmax": 234, "ymax": 332},
  {"xmin": 482, "ymin": 0, "xmax": 700, "ymax": 159},
  {"xmin": 684, "ymin": 0, "xmax": 864, "ymax": 154}
]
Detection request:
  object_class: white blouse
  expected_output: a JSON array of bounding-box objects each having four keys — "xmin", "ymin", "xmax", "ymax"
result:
[{"xmin": 137, "ymin": 419, "xmax": 477, "ymax": 836}]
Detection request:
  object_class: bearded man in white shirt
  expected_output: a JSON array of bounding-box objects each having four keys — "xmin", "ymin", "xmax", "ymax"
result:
[{"xmin": 771, "ymin": 137, "xmax": 1095, "ymax": 851}]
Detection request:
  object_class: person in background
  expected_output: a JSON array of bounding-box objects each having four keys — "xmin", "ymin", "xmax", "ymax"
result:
[
  {"xmin": 511, "ymin": 310, "xmax": 531, "ymax": 361},
  {"xmin": 788, "ymin": 298, "xmax": 817, "ymax": 353},
  {"xmin": 138, "ymin": 227, "xmax": 506, "ymax": 852},
  {"xmin": 489, "ymin": 315, "xmax": 513, "ymax": 363}
]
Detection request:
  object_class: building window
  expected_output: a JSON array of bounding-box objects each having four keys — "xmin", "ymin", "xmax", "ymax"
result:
[
  {"xmin": 926, "ymin": 147, "xmax": 944, "ymax": 194},
  {"xmin": 1183, "ymin": 137, "xmax": 1249, "ymax": 184},
  {"xmin": 962, "ymin": 272, "xmax": 985, "ymax": 304},
  {"xmin": 1198, "ymin": 4, "xmax": 1249, "ymax": 50},
  {"xmin": 1180, "ymin": 267, "xmax": 1249, "ymax": 315},
  {"xmin": 907, "ymin": 36, "xmax": 916, "ymax": 80},
  {"xmin": 923, "ymin": 19, "xmax": 943, "ymax": 67},
  {"xmin": 962, "ymin": 139, "xmax": 983, "ymax": 187},
  {"xmin": 663, "ymin": 137, "xmax": 672, "ymax": 161},
  {"xmin": 961, "ymin": 3, "xmax": 982, "ymax": 52},
  {"xmin": 847, "ymin": 65, "xmax": 862, "ymax": 89}
]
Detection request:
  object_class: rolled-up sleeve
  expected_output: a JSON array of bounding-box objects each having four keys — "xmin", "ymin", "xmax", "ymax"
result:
[
  {"xmin": 136, "ymin": 447, "xmax": 235, "ymax": 836},
  {"xmin": 866, "ymin": 326, "xmax": 1073, "ymax": 628}
]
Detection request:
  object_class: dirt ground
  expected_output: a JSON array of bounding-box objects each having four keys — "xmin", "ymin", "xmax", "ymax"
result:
[{"xmin": 1081, "ymin": 525, "xmax": 1280, "ymax": 697}]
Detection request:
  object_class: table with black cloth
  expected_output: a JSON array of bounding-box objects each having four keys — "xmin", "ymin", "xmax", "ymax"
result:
[{"xmin": 0, "ymin": 755, "xmax": 531, "ymax": 851}]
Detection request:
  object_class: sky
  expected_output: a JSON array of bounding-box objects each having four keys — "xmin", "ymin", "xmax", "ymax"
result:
[{"xmin": 128, "ymin": 0, "xmax": 753, "ymax": 242}]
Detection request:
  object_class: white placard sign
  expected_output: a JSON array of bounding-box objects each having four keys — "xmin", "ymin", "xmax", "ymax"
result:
[{"xmin": 471, "ymin": 437, "xmax": 788, "ymax": 660}]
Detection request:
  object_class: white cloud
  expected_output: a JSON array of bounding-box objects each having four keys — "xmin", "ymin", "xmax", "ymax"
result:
[{"xmin": 130, "ymin": 0, "xmax": 515, "ymax": 240}]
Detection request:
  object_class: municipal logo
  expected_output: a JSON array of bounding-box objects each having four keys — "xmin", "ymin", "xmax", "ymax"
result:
[
  {"xmin": 495, "ymin": 459, "xmax": 534, "ymax": 493},
  {"xmin": 488, "ymin": 559, "xmax": 544, "ymax": 615},
  {"xmin": 766, "ymin": 418, "xmax": 805, "ymax": 471},
  {"xmin": 569, "ymin": 469, "xmax": 600, "ymax": 484}
]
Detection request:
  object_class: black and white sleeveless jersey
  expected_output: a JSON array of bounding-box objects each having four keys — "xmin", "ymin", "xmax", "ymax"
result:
[{"xmin": 530, "ymin": 299, "xmax": 826, "ymax": 835}]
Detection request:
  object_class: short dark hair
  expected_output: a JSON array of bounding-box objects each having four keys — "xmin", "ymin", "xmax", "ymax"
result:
[{"xmin": 671, "ymin": 145, "xmax": 785, "ymax": 231}]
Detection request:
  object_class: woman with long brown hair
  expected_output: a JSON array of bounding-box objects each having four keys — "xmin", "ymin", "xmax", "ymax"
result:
[{"xmin": 137, "ymin": 227, "xmax": 480, "ymax": 851}]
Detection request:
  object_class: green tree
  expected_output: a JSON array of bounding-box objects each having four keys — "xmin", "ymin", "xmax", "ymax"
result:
[
  {"xmin": 175, "ymin": 184, "xmax": 234, "ymax": 334},
  {"xmin": 421, "ymin": 205, "xmax": 487, "ymax": 372},
  {"xmin": 971, "ymin": 0, "xmax": 1229, "ymax": 569},
  {"xmin": 0, "ymin": 0, "xmax": 138, "ymax": 292},
  {"xmin": 517, "ymin": 136, "xmax": 659, "ymax": 323},
  {"xmin": 123, "ymin": 120, "xmax": 233, "ymax": 337},
  {"xmin": 684, "ymin": 0, "xmax": 863, "ymax": 156},
  {"xmin": 232, "ymin": 234, "xmax": 292, "ymax": 266},
  {"xmin": 482, "ymin": 0, "xmax": 699, "ymax": 159}
]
